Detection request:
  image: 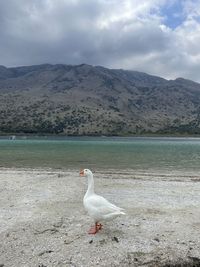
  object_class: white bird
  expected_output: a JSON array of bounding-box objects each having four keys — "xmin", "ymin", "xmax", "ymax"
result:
[{"xmin": 80, "ymin": 169, "xmax": 125, "ymax": 234}]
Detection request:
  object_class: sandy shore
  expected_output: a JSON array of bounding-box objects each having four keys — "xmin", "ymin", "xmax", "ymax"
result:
[{"xmin": 1, "ymin": 168, "xmax": 200, "ymax": 267}]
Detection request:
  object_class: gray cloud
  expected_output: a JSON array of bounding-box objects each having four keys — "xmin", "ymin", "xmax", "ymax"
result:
[{"xmin": 0, "ymin": 0, "xmax": 200, "ymax": 82}]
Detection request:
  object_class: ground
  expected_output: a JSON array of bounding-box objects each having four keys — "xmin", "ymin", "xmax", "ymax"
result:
[{"xmin": 0, "ymin": 168, "xmax": 200, "ymax": 267}]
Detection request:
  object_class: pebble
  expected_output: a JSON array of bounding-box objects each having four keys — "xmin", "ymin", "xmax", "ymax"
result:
[{"xmin": 112, "ymin": 236, "xmax": 119, "ymax": 243}]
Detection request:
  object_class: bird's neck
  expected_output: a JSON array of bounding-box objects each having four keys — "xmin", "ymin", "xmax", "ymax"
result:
[{"xmin": 85, "ymin": 173, "xmax": 95, "ymax": 196}]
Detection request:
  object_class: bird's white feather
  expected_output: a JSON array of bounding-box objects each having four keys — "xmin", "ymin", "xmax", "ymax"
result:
[{"xmin": 83, "ymin": 169, "xmax": 125, "ymax": 223}]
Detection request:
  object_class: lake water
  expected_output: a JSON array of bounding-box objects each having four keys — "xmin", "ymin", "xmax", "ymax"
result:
[
  {"xmin": 0, "ymin": 137, "xmax": 200, "ymax": 171},
  {"xmin": 0, "ymin": 136, "xmax": 200, "ymax": 172}
]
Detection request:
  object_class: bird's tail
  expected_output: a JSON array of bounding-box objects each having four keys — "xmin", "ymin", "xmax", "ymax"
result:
[{"xmin": 119, "ymin": 207, "xmax": 125, "ymax": 214}]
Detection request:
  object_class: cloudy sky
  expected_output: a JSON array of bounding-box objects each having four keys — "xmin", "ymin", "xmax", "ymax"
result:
[{"xmin": 0, "ymin": 0, "xmax": 200, "ymax": 82}]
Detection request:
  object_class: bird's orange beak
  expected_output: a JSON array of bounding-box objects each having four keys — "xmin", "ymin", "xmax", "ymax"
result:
[{"xmin": 79, "ymin": 169, "xmax": 84, "ymax": 176}]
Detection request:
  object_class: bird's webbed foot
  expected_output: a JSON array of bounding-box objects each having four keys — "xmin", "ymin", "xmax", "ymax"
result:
[{"xmin": 88, "ymin": 222, "xmax": 103, "ymax": 234}]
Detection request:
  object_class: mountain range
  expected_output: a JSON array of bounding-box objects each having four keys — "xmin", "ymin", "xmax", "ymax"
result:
[{"xmin": 0, "ymin": 63, "xmax": 200, "ymax": 135}]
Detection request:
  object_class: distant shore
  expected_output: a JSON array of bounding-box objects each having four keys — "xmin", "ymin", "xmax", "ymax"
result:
[
  {"xmin": 1, "ymin": 168, "xmax": 200, "ymax": 266},
  {"xmin": 1, "ymin": 133, "xmax": 200, "ymax": 138}
]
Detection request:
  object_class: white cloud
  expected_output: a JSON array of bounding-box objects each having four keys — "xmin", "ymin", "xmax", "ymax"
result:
[{"xmin": 0, "ymin": 0, "xmax": 200, "ymax": 82}]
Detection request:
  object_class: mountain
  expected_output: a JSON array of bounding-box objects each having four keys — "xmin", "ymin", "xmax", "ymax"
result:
[{"xmin": 0, "ymin": 63, "xmax": 200, "ymax": 135}]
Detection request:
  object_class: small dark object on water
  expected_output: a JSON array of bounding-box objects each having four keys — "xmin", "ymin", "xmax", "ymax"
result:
[
  {"xmin": 89, "ymin": 240, "xmax": 93, "ymax": 244},
  {"xmin": 112, "ymin": 236, "xmax": 119, "ymax": 243},
  {"xmin": 154, "ymin": 238, "xmax": 160, "ymax": 242}
]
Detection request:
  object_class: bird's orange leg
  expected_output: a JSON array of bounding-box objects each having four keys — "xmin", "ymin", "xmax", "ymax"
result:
[
  {"xmin": 88, "ymin": 222, "xmax": 102, "ymax": 234},
  {"xmin": 97, "ymin": 223, "xmax": 103, "ymax": 230}
]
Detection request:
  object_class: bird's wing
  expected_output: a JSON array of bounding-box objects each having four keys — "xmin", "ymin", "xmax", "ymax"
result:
[{"xmin": 87, "ymin": 194, "xmax": 124, "ymax": 214}]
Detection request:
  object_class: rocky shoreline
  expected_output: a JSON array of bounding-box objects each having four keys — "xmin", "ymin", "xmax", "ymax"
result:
[{"xmin": 0, "ymin": 168, "xmax": 200, "ymax": 266}]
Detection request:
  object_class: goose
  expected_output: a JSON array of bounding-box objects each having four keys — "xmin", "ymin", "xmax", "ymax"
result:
[{"xmin": 80, "ymin": 169, "xmax": 125, "ymax": 234}]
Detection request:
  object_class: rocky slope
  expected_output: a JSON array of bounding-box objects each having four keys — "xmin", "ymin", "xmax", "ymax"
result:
[{"xmin": 0, "ymin": 63, "xmax": 200, "ymax": 135}]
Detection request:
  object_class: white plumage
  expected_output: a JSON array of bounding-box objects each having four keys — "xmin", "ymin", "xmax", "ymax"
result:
[{"xmin": 80, "ymin": 169, "xmax": 125, "ymax": 234}]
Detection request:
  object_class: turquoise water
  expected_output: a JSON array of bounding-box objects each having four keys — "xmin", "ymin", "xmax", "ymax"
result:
[{"xmin": 0, "ymin": 137, "xmax": 200, "ymax": 171}]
